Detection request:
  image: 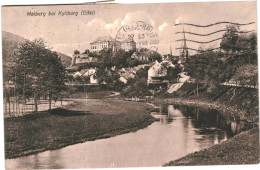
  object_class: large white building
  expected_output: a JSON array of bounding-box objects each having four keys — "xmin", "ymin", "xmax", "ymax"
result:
[
  {"xmin": 90, "ymin": 36, "xmax": 136, "ymax": 53},
  {"xmin": 90, "ymin": 36, "xmax": 120, "ymax": 52}
]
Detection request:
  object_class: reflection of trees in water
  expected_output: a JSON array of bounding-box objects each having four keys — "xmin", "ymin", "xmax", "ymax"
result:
[
  {"xmin": 30, "ymin": 150, "xmax": 64, "ymax": 169},
  {"xmin": 158, "ymin": 104, "xmax": 245, "ymax": 146},
  {"xmin": 48, "ymin": 150, "xmax": 63, "ymax": 169},
  {"xmin": 171, "ymin": 105, "xmax": 244, "ymax": 142}
]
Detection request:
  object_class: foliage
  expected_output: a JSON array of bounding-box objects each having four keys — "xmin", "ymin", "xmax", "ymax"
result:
[
  {"xmin": 83, "ymin": 49, "xmax": 90, "ymax": 54},
  {"xmin": 73, "ymin": 50, "xmax": 80, "ymax": 55},
  {"xmin": 121, "ymin": 78, "xmax": 151, "ymax": 97},
  {"xmin": 9, "ymin": 38, "xmax": 66, "ymax": 111},
  {"xmin": 149, "ymin": 51, "xmax": 162, "ymax": 62},
  {"xmin": 185, "ymin": 26, "xmax": 257, "ymax": 95},
  {"xmin": 233, "ymin": 64, "xmax": 258, "ymax": 86},
  {"xmin": 121, "ymin": 67, "xmax": 151, "ymax": 97},
  {"xmin": 166, "ymin": 65, "xmax": 182, "ymax": 82}
]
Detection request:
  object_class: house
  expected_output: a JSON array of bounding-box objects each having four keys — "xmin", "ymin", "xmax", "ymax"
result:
[
  {"xmin": 119, "ymin": 72, "xmax": 135, "ymax": 84},
  {"xmin": 147, "ymin": 60, "xmax": 168, "ymax": 85},
  {"xmin": 90, "ymin": 36, "xmax": 120, "ymax": 52},
  {"xmin": 131, "ymin": 52, "xmax": 149, "ymax": 61},
  {"xmin": 70, "ymin": 54, "xmax": 98, "ymax": 66},
  {"xmin": 120, "ymin": 38, "xmax": 136, "ymax": 51},
  {"xmin": 161, "ymin": 60, "xmax": 175, "ymax": 68},
  {"xmin": 83, "ymin": 68, "xmax": 97, "ymax": 77},
  {"xmin": 133, "ymin": 64, "xmax": 149, "ymax": 72},
  {"xmin": 119, "ymin": 76, "xmax": 128, "ymax": 84},
  {"xmin": 90, "ymin": 75, "xmax": 98, "ymax": 84},
  {"xmin": 73, "ymin": 71, "xmax": 82, "ymax": 78}
]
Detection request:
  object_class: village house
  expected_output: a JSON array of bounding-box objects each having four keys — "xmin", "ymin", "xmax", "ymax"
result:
[
  {"xmin": 147, "ymin": 60, "xmax": 169, "ymax": 87},
  {"xmin": 131, "ymin": 51, "xmax": 149, "ymax": 61},
  {"xmin": 70, "ymin": 54, "xmax": 98, "ymax": 66},
  {"xmin": 119, "ymin": 72, "xmax": 135, "ymax": 84},
  {"xmin": 72, "ymin": 68, "xmax": 98, "ymax": 84}
]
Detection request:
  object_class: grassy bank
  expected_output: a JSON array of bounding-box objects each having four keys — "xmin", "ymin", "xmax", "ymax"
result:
[
  {"xmin": 4, "ymin": 98, "xmax": 155, "ymax": 159},
  {"xmin": 164, "ymin": 127, "xmax": 259, "ymax": 165},
  {"xmin": 157, "ymin": 84, "xmax": 259, "ymax": 124}
]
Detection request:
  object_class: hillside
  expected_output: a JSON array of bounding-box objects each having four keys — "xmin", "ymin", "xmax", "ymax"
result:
[
  {"xmin": 2, "ymin": 31, "xmax": 71, "ymax": 81},
  {"xmin": 164, "ymin": 83, "xmax": 259, "ymax": 122}
]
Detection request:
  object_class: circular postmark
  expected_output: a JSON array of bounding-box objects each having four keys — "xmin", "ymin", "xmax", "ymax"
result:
[{"xmin": 115, "ymin": 21, "xmax": 159, "ymax": 51}]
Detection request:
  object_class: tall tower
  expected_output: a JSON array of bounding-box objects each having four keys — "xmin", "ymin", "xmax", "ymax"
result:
[{"xmin": 180, "ymin": 27, "xmax": 189, "ymax": 63}]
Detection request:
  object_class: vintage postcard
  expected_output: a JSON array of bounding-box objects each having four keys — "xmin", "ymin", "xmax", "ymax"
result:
[{"xmin": 1, "ymin": 1, "xmax": 259, "ymax": 169}]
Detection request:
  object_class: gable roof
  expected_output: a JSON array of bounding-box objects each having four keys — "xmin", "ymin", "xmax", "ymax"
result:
[
  {"xmin": 121, "ymin": 38, "xmax": 136, "ymax": 44},
  {"xmin": 121, "ymin": 72, "xmax": 135, "ymax": 80},
  {"xmin": 90, "ymin": 36, "xmax": 115, "ymax": 44}
]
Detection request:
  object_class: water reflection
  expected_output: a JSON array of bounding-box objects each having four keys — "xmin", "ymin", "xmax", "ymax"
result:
[
  {"xmin": 153, "ymin": 104, "xmax": 245, "ymax": 145},
  {"xmin": 5, "ymin": 104, "xmax": 247, "ymax": 169}
]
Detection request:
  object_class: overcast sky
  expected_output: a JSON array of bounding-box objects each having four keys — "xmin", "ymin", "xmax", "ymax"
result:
[{"xmin": 2, "ymin": 1, "xmax": 257, "ymax": 56}]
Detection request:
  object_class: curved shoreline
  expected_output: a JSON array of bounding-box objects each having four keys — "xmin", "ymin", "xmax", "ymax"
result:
[
  {"xmin": 6, "ymin": 117, "xmax": 155, "ymax": 159},
  {"xmin": 154, "ymin": 97, "xmax": 258, "ymax": 126},
  {"xmin": 5, "ymin": 99, "xmax": 156, "ymax": 159}
]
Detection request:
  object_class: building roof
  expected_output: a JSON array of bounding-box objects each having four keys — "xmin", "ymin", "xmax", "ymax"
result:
[
  {"xmin": 148, "ymin": 60, "xmax": 167, "ymax": 77},
  {"xmin": 121, "ymin": 38, "xmax": 136, "ymax": 44},
  {"xmin": 121, "ymin": 72, "xmax": 135, "ymax": 80},
  {"xmin": 90, "ymin": 36, "xmax": 115, "ymax": 44},
  {"xmin": 131, "ymin": 52, "xmax": 149, "ymax": 60}
]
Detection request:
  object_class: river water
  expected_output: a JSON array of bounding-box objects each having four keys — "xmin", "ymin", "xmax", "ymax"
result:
[{"xmin": 5, "ymin": 104, "xmax": 245, "ymax": 169}]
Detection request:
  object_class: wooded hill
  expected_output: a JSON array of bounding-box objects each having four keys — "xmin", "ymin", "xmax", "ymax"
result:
[{"xmin": 2, "ymin": 31, "xmax": 71, "ymax": 81}]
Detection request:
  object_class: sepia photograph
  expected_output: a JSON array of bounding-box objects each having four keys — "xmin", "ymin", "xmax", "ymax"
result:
[{"xmin": 1, "ymin": 0, "xmax": 259, "ymax": 169}]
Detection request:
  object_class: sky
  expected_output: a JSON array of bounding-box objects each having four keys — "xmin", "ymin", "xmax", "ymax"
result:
[{"xmin": 2, "ymin": 1, "xmax": 257, "ymax": 57}]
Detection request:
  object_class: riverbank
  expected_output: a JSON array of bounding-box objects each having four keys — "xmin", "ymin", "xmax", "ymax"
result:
[
  {"xmin": 154, "ymin": 97, "xmax": 258, "ymax": 127},
  {"xmin": 156, "ymin": 85, "xmax": 259, "ymax": 166},
  {"xmin": 4, "ymin": 98, "xmax": 155, "ymax": 159},
  {"xmin": 164, "ymin": 127, "xmax": 259, "ymax": 165}
]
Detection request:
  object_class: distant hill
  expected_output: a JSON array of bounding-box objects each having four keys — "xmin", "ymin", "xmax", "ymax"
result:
[
  {"xmin": 56, "ymin": 52, "xmax": 72, "ymax": 68},
  {"xmin": 2, "ymin": 31, "xmax": 72, "ymax": 81}
]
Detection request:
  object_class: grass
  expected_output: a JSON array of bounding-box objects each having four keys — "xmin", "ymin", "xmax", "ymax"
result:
[
  {"xmin": 164, "ymin": 127, "xmax": 259, "ymax": 166},
  {"xmin": 4, "ymin": 98, "xmax": 155, "ymax": 159},
  {"xmin": 68, "ymin": 91, "xmax": 114, "ymax": 99}
]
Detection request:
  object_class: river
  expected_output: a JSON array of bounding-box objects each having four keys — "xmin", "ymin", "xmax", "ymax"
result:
[{"xmin": 5, "ymin": 104, "xmax": 245, "ymax": 169}]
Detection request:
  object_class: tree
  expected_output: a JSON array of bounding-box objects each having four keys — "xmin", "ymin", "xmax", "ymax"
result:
[
  {"xmin": 166, "ymin": 65, "xmax": 182, "ymax": 82},
  {"xmin": 149, "ymin": 51, "xmax": 162, "ymax": 62},
  {"xmin": 220, "ymin": 25, "xmax": 240, "ymax": 54},
  {"xmin": 9, "ymin": 38, "xmax": 66, "ymax": 112},
  {"xmin": 74, "ymin": 50, "xmax": 80, "ymax": 55},
  {"xmin": 83, "ymin": 49, "xmax": 90, "ymax": 54}
]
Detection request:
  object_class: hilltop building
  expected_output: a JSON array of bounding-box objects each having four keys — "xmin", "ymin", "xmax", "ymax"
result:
[
  {"xmin": 120, "ymin": 38, "xmax": 136, "ymax": 52},
  {"xmin": 90, "ymin": 36, "xmax": 113, "ymax": 52},
  {"xmin": 90, "ymin": 36, "xmax": 136, "ymax": 53}
]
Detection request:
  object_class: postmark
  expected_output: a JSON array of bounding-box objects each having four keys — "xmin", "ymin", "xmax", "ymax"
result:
[{"xmin": 115, "ymin": 21, "xmax": 159, "ymax": 51}]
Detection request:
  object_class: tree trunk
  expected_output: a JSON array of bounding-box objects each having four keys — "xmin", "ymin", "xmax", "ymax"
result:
[
  {"xmin": 49, "ymin": 93, "xmax": 52, "ymax": 110},
  {"xmin": 196, "ymin": 83, "xmax": 199, "ymax": 96},
  {"xmin": 22, "ymin": 73, "xmax": 26, "ymax": 115},
  {"xmin": 34, "ymin": 91, "xmax": 38, "ymax": 112},
  {"xmin": 8, "ymin": 98, "xmax": 11, "ymax": 116}
]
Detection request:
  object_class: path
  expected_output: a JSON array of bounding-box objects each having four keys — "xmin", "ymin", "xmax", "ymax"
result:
[{"xmin": 167, "ymin": 72, "xmax": 190, "ymax": 93}]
